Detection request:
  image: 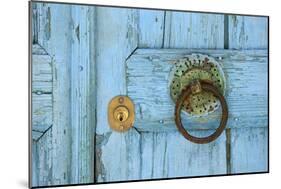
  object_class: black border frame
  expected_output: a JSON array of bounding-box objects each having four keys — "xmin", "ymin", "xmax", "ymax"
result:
[{"xmin": 28, "ymin": 0, "xmax": 270, "ymax": 188}]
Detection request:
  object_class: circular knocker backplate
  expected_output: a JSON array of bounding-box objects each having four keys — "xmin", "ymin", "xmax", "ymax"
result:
[{"xmin": 169, "ymin": 54, "xmax": 226, "ymax": 116}]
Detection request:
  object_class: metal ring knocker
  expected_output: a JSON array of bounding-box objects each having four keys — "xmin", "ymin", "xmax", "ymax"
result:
[{"xmin": 175, "ymin": 80, "xmax": 228, "ymax": 144}]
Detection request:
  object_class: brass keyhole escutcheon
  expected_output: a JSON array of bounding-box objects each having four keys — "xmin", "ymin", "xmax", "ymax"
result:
[{"xmin": 108, "ymin": 96, "xmax": 135, "ymax": 132}]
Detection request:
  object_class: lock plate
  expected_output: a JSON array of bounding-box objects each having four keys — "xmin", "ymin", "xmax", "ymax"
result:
[
  {"xmin": 169, "ymin": 54, "xmax": 226, "ymax": 116},
  {"xmin": 108, "ymin": 96, "xmax": 135, "ymax": 132}
]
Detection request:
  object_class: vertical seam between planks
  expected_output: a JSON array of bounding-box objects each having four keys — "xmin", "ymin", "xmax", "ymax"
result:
[
  {"xmin": 32, "ymin": 2, "xmax": 38, "ymax": 44},
  {"xmin": 162, "ymin": 133, "xmax": 168, "ymax": 177},
  {"xmin": 226, "ymin": 128, "xmax": 231, "ymax": 174},
  {"xmin": 161, "ymin": 11, "xmax": 166, "ymax": 48},
  {"xmin": 94, "ymin": 109, "xmax": 98, "ymax": 183},
  {"xmin": 151, "ymin": 134, "xmax": 155, "ymax": 178},
  {"xmin": 139, "ymin": 134, "xmax": 143, "ymax": 179},
  {"xmin": 93, "ymin": 7, "xmax": 98, "ymax": 183},
  {"xmin": 224, "ymin": 14, "xmax": 231, "ymax": 174},
  {"xmin": 224, "ymin": 15, "xmax": 229, "ymax": 49}
]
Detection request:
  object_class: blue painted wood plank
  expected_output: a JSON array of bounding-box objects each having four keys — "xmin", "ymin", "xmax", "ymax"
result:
[
  {"xmin": 32, "ymin": 2, "xmax": 96, "ymax": 186},
  {"xmin": 228, "ymin": 16, "xmax": 268, "ymax": 49},
  {"xmin": 137, "ymin": 11, "xmax": 170, "ymax": 180},
  {"xmin": 32, "ymin": 141, "xmax": 39, "ymax": 186},
  {"xmin": 165, "ymin": 131, "xmax": 226, "ymax": 177},
  {"xmin": 94, "ymin": 7, "xmax": 141, "ymax": 182},
  {"xmin": 39, "ymin": 3, "xmax": 73, "ymax": 185},
  {"xmin": 230, "ymin": 128, "xmax": 268, "ymax": 173},
  {"xmin": 32, "ymin": 94, "xmax": 52, "ymax": 133},
  {"xmin": 69, "ymin": 5, "xmax": 95, "ymax": 184},
  {"xmin": 32, "ymin": 2, "xmax": 73, "ymax": 186},
  {"xmin": 140, "ymin": 131, "xmax": 226, "ymax": 179},
  {"xmin": 164, "ymin": 12, "xmax": 224, "ymax": 48},
  {"xmin": 139, "ymin": 11, "xmax": 227, "ymax": 178},
  {"xmin": 32, "ymin": 45, "xmax": 53, "ymax": 140},
  {"xmin": 127, "ymin": 49, "xmax": 267, "ymax": 131},
  {"xmin": 36, "ymin": 129, "xmax": 53, "ymax": 185},
  {"xmin": 228, "ymin": 15, "xmax": 268, "ymax": 173},
  {"xmin": 138, "ymin": 10, "xmax": 165, "ymax": 48}
]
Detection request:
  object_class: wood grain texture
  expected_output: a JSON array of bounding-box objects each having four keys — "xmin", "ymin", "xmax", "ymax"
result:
[
  {"xmin": 227, "ymin": 15, "xmax": 268, "ymax": 173},
  {"xmin": 228, "ymin": 15, "xmax": 268, "ymax": 49},
  {"xmin": 138, "ymin": 10, "xmax": 165, "ymax": 48},
  {"xmin": 32, "ymin": 3, "xmax": 96, "ymax": 186},
  {"xmin": 32, "ymin": 94, "xmax": 52, "ymax": 133},
  {"xmin": 163, "ymin": 12, "xmax": 224, "ymax": 48},
  {"xmin": 230, "ymin": 127, "xmax": 268, "ymax": 173},
  {"xmin": 32, "ymin": 3, "xmax": 72, "ymax": 186},
  {"xmin": 40, "ymin": 3, "xmax": 73, "ymax": 185},
  {"xmin": 33, "ymin": 129, "xmax": 53, "ymax": 186},
  {"xmin": 137, "ymin": 11, "xmax": 227, "ymax": 178},
  {"xmin": 69, "ymin": 5, "xmax": 96, "ymax": 184},
  {"xmin": 31, "ymin": 3, "xmax": 269, "ymax": 186},
  {"xmin": 94, "ymin": 7, "xmax": 141, "ymax": 182},
  {"xmin": 32, "ymin": 45, "xmax": 53, "ymax": 140},
  {"xmin": 31, "ymin": 43, "xmax": 53, "ymax": 187},
  {"xmin": 127, "ymin": 49, "xmax": 267, "ymax": 131},
  {"xmin": 140, "ymin": 131, "xmax": 226, "ymax": 179},
  {"xmin": 32, "ymin": 141, "xmax": 39, "ymax": 185}
]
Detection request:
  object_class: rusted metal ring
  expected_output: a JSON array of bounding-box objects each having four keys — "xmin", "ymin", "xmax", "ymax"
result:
[{"xmin": 175, "ymin": 80, "xmax": 228, "ymax": 144}]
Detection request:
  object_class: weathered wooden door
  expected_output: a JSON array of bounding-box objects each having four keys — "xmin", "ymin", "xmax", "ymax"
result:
[{"xmin": 31, "ymin": 2, "xmax": 268, "ymax": 187}]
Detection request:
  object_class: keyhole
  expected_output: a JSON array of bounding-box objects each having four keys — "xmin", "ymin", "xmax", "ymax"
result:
[
  {"xmin": 114, "ymin": 106, "xmax": 129, "ymax": 123},
  {"xmin": 118, "ymin": 113, "xmax": 124, "ymax": 122}
]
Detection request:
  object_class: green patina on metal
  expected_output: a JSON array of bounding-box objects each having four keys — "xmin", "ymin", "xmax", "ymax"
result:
[{"xmin": 169, "ymin": 54, "xmax": 226, "ymax": 116}]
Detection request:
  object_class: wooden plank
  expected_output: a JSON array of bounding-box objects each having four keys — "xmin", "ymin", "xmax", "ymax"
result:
[
  {"xmin": 137, "ymin": 11, "xmax": 170, "ymax": 180},
  {"xmin": 140, "ymin": 132, "xmax": 225, "ymax": 178},
  {"xmin": 33, "ymin": 2, "xmax": 73, "ymax": 185},
  {"xmin": 32, "ymin": 44, "xmax": 53, "ymax": 140},
  {"xmin": 163, "ymin": 12, "xmax": 224, "ymax": 48},
  {"xmin": 165, "ymin": 131, "xmax": 226, "ymax": 177},
  {"xmin": 33, "ymin": 129, "xmax": 53, "ymax": 187},
  {"xmin": 32, "ymin": 93, "xmax": 52, "ymax": 132},
  {"xmin": 138, "ymin": 10, "xmax": 165, "ymax": 48},
  {"xmin": 140, "ymin": 132, "xmax": 167, "ymax": 179},
  {"xmin": 168, "ymin": 12, "xmax": 228, "ymax": 175},
  {"xmin": 32, "ymin": 141, "xmax": 39, "ymax": 186},
  {"xmin": 228, "ymin": 15, "xmax": 268, "ymax": 173},
  {"xmin": 230, "ymin": 127, "xmax": 268, "ymax": 173},
  {"xmin": 33, "ymin": 2, "xmax": 98, "ymax": 185},
  {"xmin": 32, "ymin": 4, "xmax": 38, "ymax": 44},
  {"xmin": 32, "ymin": 55, "xmax": 52, "ymax": 82},
  {"xmin": 138, "ymin": 11, "xmax": 227, "ymax": 179},
  {"xmin": 32, "ymin": 54, "xmax": 52, "ymax": 93},
  {"xmin": 229, "ymin": 16, "xmax": 268, "ymax": 49},
  {"xmin": 126, "ymin": 49, "xmax": 267, "ymax": 131},
  {"xmin": 140, "ymin": 122, "xmax": 227, "ymax": 178},
  {"xmin": 95, "ymin": 7, "xmax": 141, "ymax": 182},
  {"xmin": 69, "ymin": 5, "xmax": 95, "ymax": 184}
]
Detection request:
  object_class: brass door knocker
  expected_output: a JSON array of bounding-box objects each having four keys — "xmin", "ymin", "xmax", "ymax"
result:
[
  {"xmin": 175, "ymin": 80, "xmax": 228, "ymax": 144},
  {"xmin": 169, "ymin": 54, "xmax": 228, "ymax": 144}
]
